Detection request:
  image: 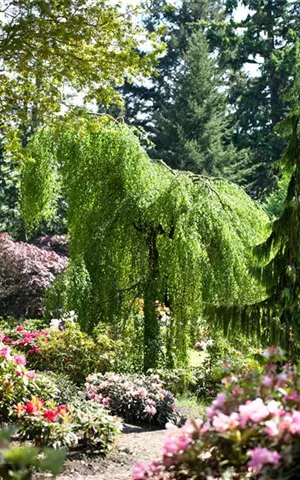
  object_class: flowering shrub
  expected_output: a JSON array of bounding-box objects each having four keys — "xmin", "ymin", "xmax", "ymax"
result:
[
  {"xmin": 85, "ymin": 373, "xmax": 177, "ymax": 426},
  {"xmin": 27, "ymin": 322, "xmax": 120, "ymax": 384},
  {"xmin": 0, "ymin": 427, "xmax": 66, "ymax": 479},
  {"xmin": 0, "ymin": 324, "xmax": 50, "ymax": 356},
  {"xmin": 0, "ymin": 321, "xmax": 119, "ymax": 385},
  {"xmin": 0, "ymin": 342, "xmax": 37, "ymax": 419},
  {"xmin": 15, "ymin": 396, "xmax": 120, "ymax": 450},
  {"xmin": 0, "ymin": 233, "xmax": 67, "ymax": 318},
  {"xmin": 133, "ymin": 347, "xmax": 300, "ymax": 479}
]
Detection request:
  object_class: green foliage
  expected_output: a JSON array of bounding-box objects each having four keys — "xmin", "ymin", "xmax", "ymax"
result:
[
  {"xmin": 28, "ymin": 322, "xmax": 120, "ymax": 385},
  {"xmin": 0, "ymin": 0, "xmax": 163, "ymax": 133},
  {"xmin": 210, "ymin": 0, "xmax": 300, "ymax": 198},
  {"xmin": 153, "ymin": 30, "xmax": 237, "ymax": 176},
  {"xmin": 0, "ymin": 428, "xmax": 66, "ymax": 480},
  {"xmin": 20, "ymin": 117, "xmax": 268, "ymax": 370}
]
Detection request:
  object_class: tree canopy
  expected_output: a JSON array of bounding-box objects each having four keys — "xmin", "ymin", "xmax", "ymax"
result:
[
  {"xmin": 0, "ymin": 0, "xmax": 163, "ymax": 132},
  {"xmin": 20, "ymin": 116, "xmax": 268, "ymax": 369}
]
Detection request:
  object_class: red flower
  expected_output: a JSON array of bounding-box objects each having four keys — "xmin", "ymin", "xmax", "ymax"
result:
[
  {"xmin": 16, "ymin": 326, "xmax": 24, "ymax": 332},
  {"xmin": 44, "ymin": 409, "xmax": 57, "ymax": 422},
  {"xmin": 25, "ymin": 401, "xmax": 36, "ymax": 414},
  {"xmin": 56, "ymin": 405, "xmax": 68, "ymax": 416}
]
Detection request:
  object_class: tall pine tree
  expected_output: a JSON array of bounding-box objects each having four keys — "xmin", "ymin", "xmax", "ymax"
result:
[
  {"xmin": 153, "ymin": 30, "xmax": 236, "ymax": 175},
  {"xmin": 213, "ymin": 0, "xmax": 300, "ymax": 197}
]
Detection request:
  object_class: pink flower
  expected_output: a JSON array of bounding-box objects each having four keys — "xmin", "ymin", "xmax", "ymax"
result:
[
  {"xmin": 239, "ymin": 398, "xmax": 269, "ymax": 426},
  {"xmin": 133, "ymin": 460, "xmax": 160, "ymax": 480},
  {"xmin": 162, "ymin": 431, "xmax": 191, "ymax": 458},
  {"xmin": 26, "ymin": 370, "xmax": 36, "ymax": 380},
  {"xmin": 0, "ymin": 346, "xmax": 11, "ymax": 358},
  {"xmin": 261, "ymin": 375, "xmax": 274, "ymax": 387},
  {"xmin": 145, "ymin": 404, "xmax": 157, "ymax": 416},
  {"xmin": 247, "ymin": 447, "xmax": 281, "ymax": 473},
  {"xmin": 212, "ymin": 412, "xmax": 239, "ymax": 433},
  {"xmin": 13, "ymin": 354, "xmax": 27, "ymax": 365},
  {"xmin": 264, "ymin": 419, "xmax": 279, "ymax": 437},
  {"xmin": 16, "ymin": 326, "xmax": 24, "ymax": 332},
  {"xmin": 138, "ymin": 388, "xmax": 148, "ymax": 398}
]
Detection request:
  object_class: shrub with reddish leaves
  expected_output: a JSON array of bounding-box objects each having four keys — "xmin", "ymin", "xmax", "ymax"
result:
[
  {"xmin": 133, "ymin": 347, "xmax": 300, "ymax": 480},
  {"xmin": 0, "ymin": 233, "xmax": 67, "ymax": 318}
]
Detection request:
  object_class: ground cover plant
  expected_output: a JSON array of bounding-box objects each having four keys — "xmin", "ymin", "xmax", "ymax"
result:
[
  {"xmin": 133, "ymin": 347, "xmax": 300, "ymax": 480},
  {"xmin": 85, "ymin": 372, "xmax": 177, "ymax": 427}
]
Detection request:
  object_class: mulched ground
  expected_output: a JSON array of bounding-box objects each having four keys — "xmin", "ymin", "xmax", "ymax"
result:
[{"xmin": 58, "ymin": 406, "xmax": 201, "ymax": 480}]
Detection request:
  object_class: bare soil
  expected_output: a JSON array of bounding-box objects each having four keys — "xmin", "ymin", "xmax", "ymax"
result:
[{"xmin": 58, "ymin": 406, "xmax": 200, "ymax": 480}]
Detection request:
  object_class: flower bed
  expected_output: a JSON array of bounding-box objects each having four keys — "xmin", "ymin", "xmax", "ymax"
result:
[
  {"xmin": 133, "ymin": 347, "xmax": 300, "ymax": 479},
  {"xmin": 85, "ymin": 373, "xmax": 177, "ymax": 427}
]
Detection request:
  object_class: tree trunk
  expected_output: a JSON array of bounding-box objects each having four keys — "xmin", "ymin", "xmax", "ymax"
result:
[{"xmin": 143, "ymin": 227, "xmax": 160, "ymax": 372}]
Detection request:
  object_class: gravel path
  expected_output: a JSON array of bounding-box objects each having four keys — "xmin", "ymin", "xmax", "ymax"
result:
[{"xmin": 58, "ymin": 424, "xmax": 166, "ymax": 480}]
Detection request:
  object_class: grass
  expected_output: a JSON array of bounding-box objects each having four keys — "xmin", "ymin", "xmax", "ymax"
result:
[{"xmin": 176, "ymin": 394, "xmax": 208, "ymax": 416}]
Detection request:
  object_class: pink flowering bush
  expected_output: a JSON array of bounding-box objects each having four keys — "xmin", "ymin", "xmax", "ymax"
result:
[
  {"xmin": 0, "ymin": 233, "xmax": 67, "ymax": 318},
  {"xmin": 133, "ymin": 347, "xmax": 300, "ymax": 479},
  {"xmin": 0, "ymin": 324, "xmax": 50, "ymax": 356},
  {"xmin": 85, "ymin": 373, "xmax": 177, "ymax": 426},
  {"xmin": 0, "ymin": 342, "xmax": 37, "ymax": 419}
]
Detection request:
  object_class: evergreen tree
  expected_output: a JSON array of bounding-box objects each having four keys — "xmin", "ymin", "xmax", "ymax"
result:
[
  {"xmin": 153, "ymin": 30, "xmax": 237, "ymax": 175},
  {"xmin": 214, "ymin": 0, "xmax": 300, "ymax": 197},
  {"xmin": 210, "ymin": 48, "xmax": 300, "ymax": 355},
  {"xmin": 121, "ymin": 0, "xmax": 225, "ymax": 140}
]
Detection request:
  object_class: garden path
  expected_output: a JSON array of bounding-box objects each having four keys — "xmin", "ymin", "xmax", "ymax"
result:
[{"xmin": 58, "ymin": 424, "xmax": 166, "ymax": 480}]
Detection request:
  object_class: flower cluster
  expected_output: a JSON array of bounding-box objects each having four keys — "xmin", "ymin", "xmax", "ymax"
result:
[
  {"xmin": 0, "ymin": 326, "xmax": 50, "ymax": 355},
  {"xmin": 133, "ymin": 347, "xmax": 300, "ymax": 479},
  {"xmin": 16, "ymin": 396, "xmax": 68, "ymax": 423},
  {"xmin": 0, "ymin": 343, "xmax": 37, "ymax": 419},
  {"xmin": 85, "ymin": 373, "xmax": 177, "ymax": 426}
]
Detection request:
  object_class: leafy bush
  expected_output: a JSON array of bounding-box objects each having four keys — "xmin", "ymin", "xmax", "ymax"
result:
[
  {"xmin": 0, "ymin": 233, "xmax": 67, "ymax": 318},
  {"xmin": 133, "ymin": 347, "xmax": 300, "ymax": 480},
  {"xmin": 15, "ymin": 396, "xmax": 120, "ymax": 450},
  {"xmin": 192, "ymin": 331, "xmax": 262, "ymax": 400},
  {"xmin": 29, "ymin": 371, "xmax": 81, "ymax": 405},
  {"xmin": 0, "ymin": 343, "xmax": 37, "ymax": 420},
  {"xmin": 85, "ymin": 373, "xmax": 177, "ymax": 427},
  {"xmin": 28, "ymin": 322, "xmax": 120, "ymax": 384},
  {"xmin": 0, "ymin": 428, "xmax": 66, "ymax": 479}
]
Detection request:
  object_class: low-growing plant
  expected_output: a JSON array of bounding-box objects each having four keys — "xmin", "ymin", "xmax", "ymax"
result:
[
  {"xmin": 85, "ymin": 372, "xmax": 177, "ymax": 427},
  {"xmin": 14, "ymin": 396, "xmax": 120, "ymax": 450},
  {"xmin": 0, "ymin": 427, "xmax": 66, "ymax": 479},
  {"xmin": 133, "ymin": 347, "xmax": 300, "ymax": 480}
]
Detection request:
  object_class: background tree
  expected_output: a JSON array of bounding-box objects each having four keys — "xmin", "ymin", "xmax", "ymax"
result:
[
  {"xmin": 0, "ymin": 0, "xmax": 163, "ymax": 238},
  {"xmin": 20, "ymin": 117, "xmax": 267, "ymax": 371},
  {"xmin": 212, "ymin": 0, "xmax": 300, "ymax": 198},
  {"xmin": 210, "ymin": 47, "xmax": 300, "ymax": 355},
  {"xmin": 152, "ymin": 30, "xmax": 237, "ymax": 175}
]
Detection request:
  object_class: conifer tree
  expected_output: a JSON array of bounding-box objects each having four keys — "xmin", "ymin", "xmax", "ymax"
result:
[
  {"xmin": 210, "ymin": 49, "xmax": 300, "ymax": 354},
  {"xmin": 153, "ymin": 30, "xmax": 236, "ymax": 175},
  {"xmin": 213, "ymin": 0, "xmax": 300, "ymax": 197}
]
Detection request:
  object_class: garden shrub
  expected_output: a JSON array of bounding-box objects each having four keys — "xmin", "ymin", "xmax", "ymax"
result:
[
  {"xmin": 0, "ymin": 428, "xmax": 66, "ymax": 479},
  {"xmin": 133, "ymin": 347, "xmax": 300, "ymax": 480},
  {"xmin": 15, "ymin": 396, "xmax": 120, "ymax": 450},
  {"xmin": 0, "ymin": 344, "xmax": 37, "ymax": 420},
  {"xmin": 28, "ymin": 322, "xmax": 119, "ymax": 384},
  {"xmin": 0, "ymin": 321, "xmax": 119, "ymax": 384},
  {"xmin": 85, "ymin": 373, "xmax": 177, "ymax": 427},
  {"xmin": 0, "ymin": 233, "xmax": 67, "ymax": 318}
]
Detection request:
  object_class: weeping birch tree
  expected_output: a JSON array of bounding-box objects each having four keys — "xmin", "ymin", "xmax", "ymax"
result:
[{"xmin": 20, "ymin": 116, "xmax": 268, "ymax": 370}]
